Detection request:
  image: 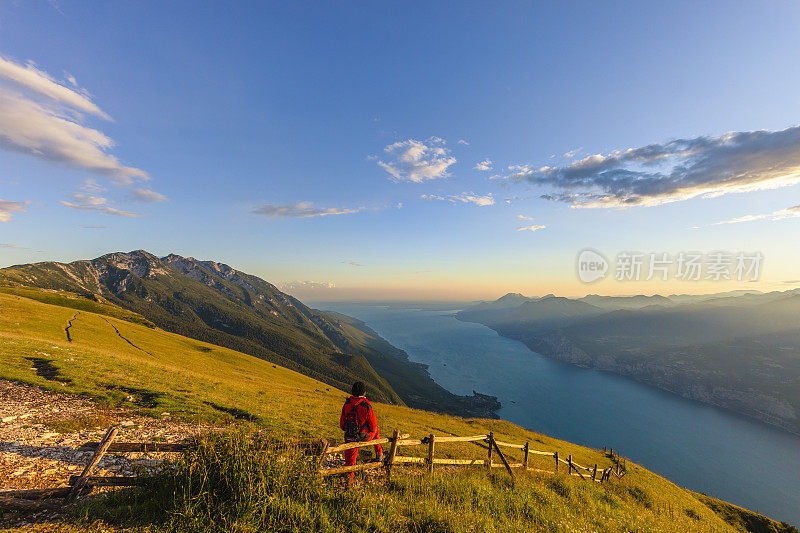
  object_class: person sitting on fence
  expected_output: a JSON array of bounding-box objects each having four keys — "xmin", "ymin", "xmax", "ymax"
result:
[{"xmin": 339, "ymin": 381, "xmax": 383, "ymax": 484}]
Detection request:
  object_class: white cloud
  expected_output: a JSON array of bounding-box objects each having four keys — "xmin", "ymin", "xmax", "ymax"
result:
[
  {"xmin": 501, "ymin": 125, "xmax": 800, "ymax": 208},
  {"xmin": 421, "ymin": 192, "xmax": 494, "ymax": 206},
  {"xmin": 0, "ymin": 55, "xmax": 160, "ymax": 199},
  {"xmin": 80, "ymin": 178, "xmax": 104, "ymax": 193},
  {"xmin": 421, "ymin": 194, "xmax": 447, "ymax": 201},
  {"xmin": 0, "ymin": 57, "xmax": 109, "ymax": 119},
  {"xmin": 61, "ymin": 193, "xmax": 140, "ymax": 217},
  {"xmin": 457, "ymin": 139, "xmax": 470, "ymax": 145},
  {"xmin": 252, "ymin": 201, "xmax": 361, "ymax": 218},
  {"xmin": 517, "ymin": 214, "xmax": 534, "ymax": 220},
  {"xmin": 0, "ymin": 199, "xmax": 29, "ymax": 222},
  {"xmin": 454, "ymin": 193, "xmax": 494, "ymax": 206},
  {"xmin": 377, "ymin": 137, "xmax": 456, "ymax": 182},
  {"xmin": 474, "ymin": 158, "xmax": 493, "ymax": 171},
  {"xmin": 517, "ymin": 224, "xmax": 546, "ymax": 232},
  {"xmin": 129, "ymin": 188, "xmax": 167, "ymax": 203},
  {"xmin": 713, "ymin": 204, "xmax": 800, "ymax": 225},
  {"xmin": 563, "ymin": 147, "xmax": 582, "ymax": 159}
]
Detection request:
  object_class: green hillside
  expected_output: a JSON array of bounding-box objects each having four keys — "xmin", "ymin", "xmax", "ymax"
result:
[
  {"xmin": 0, "ymin": 251, "xmax": 401, "ymax": 405},
  {"xmin": 0, "ymin": 251, "xmax": 498, "ymax": 417},
  {"xmin": 0, "ymin": 288, "xmax": 795, "ymax": 532}
]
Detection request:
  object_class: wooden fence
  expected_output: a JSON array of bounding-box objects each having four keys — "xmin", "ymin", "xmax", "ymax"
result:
[
  {"xmin": 0, "ymin": 426, "xmax": 625, "ymax": 511},
  {"xmin": 0, "ymin": 426, "xmax": 184, "ymax": 511},
  {"xmin": 317, "ymin": 428, "xmax": 625, "ymax": 485}
]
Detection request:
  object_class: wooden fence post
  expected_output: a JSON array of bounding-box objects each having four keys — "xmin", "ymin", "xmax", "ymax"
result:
[
  {"xmin": 553, "ymin": 451, "xmax": 558, "ymax": 473},
  {"xmin": 68, "ymin": 425, "xmax": 119, "ymax": 502},
  {"xmin": 486, "ymin": 433, "xmax": 494, "ymax": 472},
  {"xmin": 568, "ymin": 454, "xmax": 573, "ymax": 475},
  {"xmin": 427, "ymin": 434, "xmax": 435, "ymax": 474},
  {"xmin": 592, "ymin": 464, "xmax": 597, "ymax": 481},
  {"xmin": 316, "ymin": 438, "xmax": 329, "ymax": 470},
  {"xmin": 385, "ymin": 428, "xmax": 400, "ymax": 481},
  {"xmin": 523, "ymin": 442, "xmax": 529, "ymax": 470},
  {"xmin": 490, "ymin": 437, "xmax": 516, "ymax": 485}
]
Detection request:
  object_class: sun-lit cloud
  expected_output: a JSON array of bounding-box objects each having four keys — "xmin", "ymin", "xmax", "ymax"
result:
[
  {"xmin": 474, "ymin": 158, "xmax": 493, "ymax": 171},
  {"xmin": 0, "ymin": 57, "xmax": 109, "ymax": 119},
  {"xmin": 0, "ymin": 198, "xmax": 29, "ymax": 222},
  {"xmin": 500, "ymin": 125, "xmax": 800, "ymax": 208},
  {"xmin": 61, "ymin": 193, "xmax": 140, "ymax": 217},
  {"xmin": 563, "ymin": 147, "xmax": 582, "ymax": 159},
  {"xmin": 80, "ymin": 225, "xmax": 106, "ymax": 229},
  {"xmin": 377, "ymin": 137, "xmax": 456, "ymax": 182},
  {"xmin": 0, "ymin": 242, "xmax": 27, "ymax": 249},
  {"xmin": 517, "ymin": 224, "xmax": 546, "ymax": 232},
  {"xmin": 517, "ymin": 214, "xmax": 534, "ymax": 220},
  {"xmin": 251, "ymin": 201, "xmax": 362, "ymax": 218},
  {"xmin": 421, "ymin": 192, "xmax": 494, "ymax": 206},
  {"xmin": 0, "ymin": 55, "xmax": 163, "ymax": 210},
  {"xmin": 713, "ymin": 204, "xmax": 800, "ymax": 225},
  {"xmin": 128, "ymin": 188, "xmax": 167, "ymax": 203}
]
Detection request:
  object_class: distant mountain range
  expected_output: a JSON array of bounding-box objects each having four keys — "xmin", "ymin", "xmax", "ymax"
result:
[
  {"xmin": 0, "ymin": 250, "xmax": 499, "ymax": 418},
  {"xmin": 458, "ymin": 290, "xmax": 800, "ymax": 434}
]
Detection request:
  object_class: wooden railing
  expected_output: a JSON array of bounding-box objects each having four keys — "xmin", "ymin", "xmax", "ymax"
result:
[
  {"xmin": 0, "ymin": 426, "xmax": 624, "ymax": 511},
  {"xmin": 317, "ymin": 428, "xmax": 622, "ymax": 484},
  {"xmin": 0, "ymin": 426, "xmax": 184, "ymax": 511}
]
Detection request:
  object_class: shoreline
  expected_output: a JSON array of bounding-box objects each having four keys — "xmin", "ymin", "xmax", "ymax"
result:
[{"xmin": 454, "ymin": 314, "xmax": 800, "ymax": 438}]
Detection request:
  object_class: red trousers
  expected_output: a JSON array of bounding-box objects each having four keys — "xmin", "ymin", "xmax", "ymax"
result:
[{"xmin": 344, "ymin": 429, "xmax": 383, "ymax": 483}]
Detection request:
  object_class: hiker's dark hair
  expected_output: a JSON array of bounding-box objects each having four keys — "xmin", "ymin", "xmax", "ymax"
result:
[{"xmin": 351, "ymin": 381, "xmax": 366, "ymax": 397}]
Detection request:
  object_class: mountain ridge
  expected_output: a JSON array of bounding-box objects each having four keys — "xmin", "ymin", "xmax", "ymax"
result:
[
  {"xmin": 456, "ymin": 290, "xmax": 800, "ymax": 434},
  {"xmin": 0, "ymin": 250, "xmax": 499, "ymax": 418}
]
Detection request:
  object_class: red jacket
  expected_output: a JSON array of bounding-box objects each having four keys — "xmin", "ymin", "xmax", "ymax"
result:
[{"xmin": 339, "ymin": 396, "xmax": 378, "ymax": 440}]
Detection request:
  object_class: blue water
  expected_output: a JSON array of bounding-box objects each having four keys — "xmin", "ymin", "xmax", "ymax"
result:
[{"xmin": 318, "ymin": 302, "xmax": 800, "ymax": 526}]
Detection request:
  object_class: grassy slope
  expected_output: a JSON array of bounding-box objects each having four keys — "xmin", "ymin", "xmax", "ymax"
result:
[
  {"xmin": 0, "ymin": 256, "xmax": 403, "ymax": 406},
  {"xmin": 0, "ymin": 290, "xmax": 790, "ymax": 532}
]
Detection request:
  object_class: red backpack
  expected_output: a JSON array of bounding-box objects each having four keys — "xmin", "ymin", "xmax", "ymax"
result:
[{"xmin": 343, "ymin": 400, "xmax": 371, "ymax": 442}]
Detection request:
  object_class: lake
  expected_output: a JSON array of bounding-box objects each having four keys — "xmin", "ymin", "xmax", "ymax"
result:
[{"xmin": 317, "ymin": 302, "xmax": 800, "ymax": 526}]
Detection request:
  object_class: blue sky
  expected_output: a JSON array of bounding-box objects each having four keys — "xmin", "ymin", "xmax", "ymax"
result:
[{"xmin": 1, "ymin": 1, "xmax": 800, "ymax": 300}]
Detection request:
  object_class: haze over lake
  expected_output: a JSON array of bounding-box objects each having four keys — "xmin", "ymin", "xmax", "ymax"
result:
[{"xmin": 318, "ymin": 302, "xmax": 800, "ymax": 526}]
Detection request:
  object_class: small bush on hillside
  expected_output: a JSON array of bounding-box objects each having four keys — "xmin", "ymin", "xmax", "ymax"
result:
[
  {"xmin": 685, "ymin": 508, "xmax": 701, "ymax": 521},
  {"xmin": 627, "ymin": 486, "xmax": 654, "ymax": 509}
]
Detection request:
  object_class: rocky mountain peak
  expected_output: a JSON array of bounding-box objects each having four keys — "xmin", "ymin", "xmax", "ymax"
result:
[{"xmin": 94, "ymin": 250, "xmax": 168, "ymax": 279}]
